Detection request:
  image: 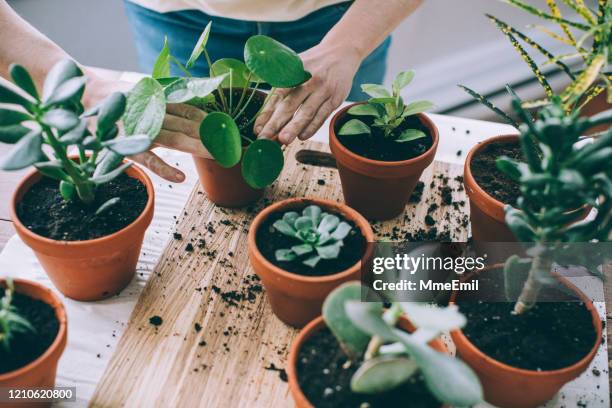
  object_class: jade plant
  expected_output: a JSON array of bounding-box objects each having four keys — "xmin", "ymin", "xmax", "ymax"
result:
[
  {"xmin": 339, "ymin": 70, "xmax": 434, "ymax": 142},
  {"xmin": 0, "ymin": 279, "xmax": 34, "ymax": 351},
  {"xmin": 461, "ymin": 0, "xmax": 610, "ymax": 125},
  {"xmin": 148, "ymin": 23, "xmax": 311, "ymax": 188},
  {"xmin": 273, "ymin": 205, "xmax": 352, "ymax": 267},
  {"xmin": 497, "ymin": 95, "xmax": 612, "ymax": 314},
  {"xmin": 0, "ymin": 59, "xmax": 157, "ymax": 212},
  {"xmin": 321, "ymin": 282, "xmax": 482, "ymax": 406}
]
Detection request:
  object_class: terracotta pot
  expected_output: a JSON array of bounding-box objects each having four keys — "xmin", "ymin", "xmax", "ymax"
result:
[
  {"xmin": 192, "ymin": 155, "xmax": 263, "ymax": 208},
  {"xmin": 248, "ymin": 197, "xmax": 374, "ymax": 328},
  {"xmin": 10, "ymin": 164, "xmax": 155, "ymax": 301},
  {"xmin": 287, "ymin": 316, "xmax": 448, "ymax": 408},
  {"xmin": 0, "ymin": 279, "xmax": 67, "ymax": 408},
  {"xmin": 329, "ymin": 104, "xmax": 439, "ymax": 220},
  {"xmin": 450, "ymin": 265, "xmax": 602, "ymax": 408}
]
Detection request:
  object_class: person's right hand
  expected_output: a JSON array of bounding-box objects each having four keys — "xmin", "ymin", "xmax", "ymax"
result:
[{"xmin": 85, "ymin": 73, "xmax": 211, "ymax": 183}]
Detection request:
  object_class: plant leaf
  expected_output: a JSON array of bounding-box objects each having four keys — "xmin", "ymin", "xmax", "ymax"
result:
[
  {"xmin": 44, "ymin": 76, "xmax": 86, "ymax": 106},
  {"xmin": 351, "ymin": 356, "xmax": 419, "ymax": 394},
  {"xmin": 317, "ymin": 214, "xmax": 340, "ymax": 234},
  {"xmin": 344, "ymin": 300, "xmax": 395, "ymax": 342},
  {"xmin": 0, "ymin": 107, "xmax": 30, "ymax": 126},
  {"xmin": 186, "ymin": 22, "xmax": 212, "ymax": 69},
  {"xmin": 42, "ymin": 109, "xmax": 79, "ymax": 131},
  {"xmin": 459, "ymin": 85, "xmax": 519, "ymax": 128},
  {"xmin": 124, "ymin": 78, "xmax": 165, "ymax": 139},
  {"xmin": 93, "ymin": 151, "xmax": 123, "ymax": 177},
  {"xmin": 91, "ymin": 161, "xmax": 132, "ymax": 184},
  {"xmin": 347, "ymin": 104, "xmax": 380, "ymax": 117},
  {"xmin": 0, "ymin": 130, "xmax": 43, "ymax": 170},
  {"xmin": 303, "ymin": 255, "xmax": 321, "ymax": 268},
  {"xmin": 403, "ymin": 101, "xmax": 434, "ymax": 117},
  {"xmin": 152, "ymin": 37, "xmax": 171, "ymax": 79},
  {"xmin": 316, "ymin": 241, "xmax": 343, "ymax": 259},
  {"xmin": 0, "ymin": 124, "xmax": 31, "ymax": 144},
  {"xmin": 272, "ymin": 219, "xmax": 296, "ymax": 237},
  {"xmin": 9, "ymin": 64, "xmax": 39, "ymax": 99},
  {"xmin": 0, "ymin": 79, "xmax": 35, "ymax": 110},
  {"xmin": 331, "ymin": 222, "xmax": 352, "ymax": 240},
  {"xmin": 275, "ymin": 248, "xmax": 297, "ymax": 262},
  {"xmin": 339, "ymin": 119, "xmax": 370, "ymax": 136},
  {"xmin": 211, "ymin": 58, "xmax": 249, "ymax": 88},
  {"xmin": 104, "ymin": 134, "xmax": 152, "ymax": 156},
  {"xmin": 244, "ymin": 35, "xmax": 311, "ymax": 88},
  {"xmin": 282, "ymin": 211, "xmax": 299, "ymax": 225},
  {"xmin": 361, "ymin": 84, "xmax": 391, "ymax": 98},
  {"xmin": 95, "ymin": 197, "xmax": 120, "ymax": 215},
  {"xmin": 34, "ymin": 160, "xmax": 68, "ymax": 181},
  {"xmin": 188, "ymin": 75, "xmax": 228, "ymax": 98},
  {"xmin": 396, "ymin": 129, "xmax": 426, "ymax": 143},
  {"xmin": 291, "ymin": 243, "xmax": 313, "ymax": 256},
  {"xmin": 393, "ymin": 70, "xmax": 415, "ymax": 92},
  {"xmin": 58, "ymin": 120, "xmax": 88, "ymax": 145},
  {"xmin": 42, "ymin": 59, "xmax": 82, "ymax": 102},
  {"xmin": 303, "ymin": 205, "xmax": 322, "ymax": 225},
  {"xmin": 241, "ymin": 139, "xmax": 284, "ymax": 188},
  {"xmin": 97, "ymin": 92, "xmax": 127, "ymax": 131},
  {"xmin": 400, "ymin": 303, "xmax": 466, "ymax": 332},
  {"xmin": 200, "ymin": 111, "xmax": 241, "ymax": 168}
]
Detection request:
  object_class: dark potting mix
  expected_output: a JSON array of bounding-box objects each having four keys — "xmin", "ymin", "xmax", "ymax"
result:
[
  {"xmin": 256, "ymin": 209, "xmax": 366, "ymax": 277},
  {"xmin": 336, "ymin": 114, "xmax": 433, "ymax": 162},
  {"xmin": 297, "ymin": 327, "xmax": 440, "ymax": 408},
  {"xmin": 471, "ymin": 140, "xmax": 522, "ymax": 205},
  {"xmin": 17, "ymin": 173, "xmax": 147, "ymax": 241},
  {"xmin": 457, "ymin": 269, "xmax": 597, "ymax": 371},
  {"xmin": 203, "ymin": 88, "xmax": 264, "ymax": 144},
  {"xmin": 0, "ymin": 288, "xmax": 59, "ymax": 374}
]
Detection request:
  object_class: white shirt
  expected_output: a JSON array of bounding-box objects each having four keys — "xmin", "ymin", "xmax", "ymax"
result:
[{"xmin": 128, "ymin": 0, "xmax": 349, "ymax": 22}]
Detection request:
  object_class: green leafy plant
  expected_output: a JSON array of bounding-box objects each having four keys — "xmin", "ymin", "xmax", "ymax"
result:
[
  {"xmin": 461, "ymin": 0, "xmax": 611, "ymax": 123},
  {"xmin": 321, "ymin": 282, "xmax": 483, "ymax": 406},
  {"xmin": 497, "ymin": 95, "xmax": 612, "ymax": 314},
  {"xmin": 0, "ymin": 59, "xmax": 158, "ymax": 212},
  {"xmin": 272, "ymin": 205, "xmax": 352, "ymax": 267},
  {"xmin": 338, "ymin": 70, "xmax": 434, "ymax": 143},
  {"xmin": 0, "ymin": 279, "xmax": 35, "ymax": 351},
  {"xmin": 148, "ymin": 23, "xmax": 311, "ymax": 188}
]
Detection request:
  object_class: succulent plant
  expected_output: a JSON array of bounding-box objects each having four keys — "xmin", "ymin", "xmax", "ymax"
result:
[
  {"xmin": 339, "ymin": 70, "xmax": 434, "ymax": 143},
  {"xmin": 272, "ymin": 205, "xmax": 352, "ymax": 267},
  {"xmin": 322, "ymin": 282, "xmax": 483, "ymax": 406},
  {"xmin": 0, "ymin": 59, "xmax": 158, "ymax": 211},
  {"xmin": 0, "ymin": 279, "xmax": 35, "ymax": 351},
  {"xmin": 149, "ymin": 23, "xmax": 311, "ymax": 189},
  {"xmin": 498, "ymin": 95, "xmax": 612, "ymax": 314}
]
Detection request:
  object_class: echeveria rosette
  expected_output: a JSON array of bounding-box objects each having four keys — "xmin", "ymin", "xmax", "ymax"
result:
[
  {"xmin": 497, "ymin": 94, "xmax": 612, "ymax": 314},
  {"xmin": 273, "ymin": 205, "xmax": 352, "ymax": 268},
  {"xmin": 339, "ymin": 70, "xmax": 434, "ymax": 143},
  {"xmin": 0, "ymin": 59, "xmax": 157, "ymax": 212},
  {"xmin": 321, "ymin": 282, "xmax": 483, "ymax": 406},
  {"xmin": 148, "ymin": 23, "xmax": 312, "ymax": 189}
]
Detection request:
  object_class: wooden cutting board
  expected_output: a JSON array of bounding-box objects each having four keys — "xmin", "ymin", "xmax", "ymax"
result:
[{"xmin": 91, "ymin": 140, "xmax": 469, "ymax": 407}]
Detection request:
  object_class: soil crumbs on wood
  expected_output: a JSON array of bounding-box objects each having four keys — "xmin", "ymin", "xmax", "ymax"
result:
[
  {"xmin": 471, "ymin": 140, "xmax": 522, "ymax": 205},
  {"xmin": 297, "ymin": 327, "xmax": 440, "ymax": 408},
  {"xmin": 17, "ymin": 173, "xmax": 147, "ymax": 241},
  {"xmin": 0, "ymin": 289, "xmax": 59, "ymax": 374}
]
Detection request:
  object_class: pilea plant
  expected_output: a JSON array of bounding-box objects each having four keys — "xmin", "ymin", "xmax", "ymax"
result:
[
  {"xmin": 322, "ymin": 282, "xmax": 482, "ymax": 406},
  {"xmin": 0, "ymin": 279, "xmax": 34, "ymax": 351},
  {"xmin": 339, "ymin": 70, "xmax": 434, "ymax": 142},
  {"xmin": 0, "ymin": 59, "xmax": 156, "ymax": 212},
  {"xmin": 461, "ymin": 0, "xmax": 610, "ymax": 124},
  {"xmin": 497, "ymin": 95, "xmax": 612, "ymax": 314},
  {"xmin": 148, "ymin": 23, "xmax": 311, "ymax": 188},
  {"xmin": 273, "ymin": 205, "xmax": 352, "ymax": 267}
]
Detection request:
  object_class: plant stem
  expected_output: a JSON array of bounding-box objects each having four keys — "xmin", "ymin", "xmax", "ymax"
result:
[
  {"xmin": 229, "ymin": 72, "xmax": 233, "ymax": 114},
  {"xmin": 170, "ymin": 56, "xmax": 192, "ymax": 78},
  {"xmin": 512, "ymin": 254, "xmax": 551, "ymax": 315},
  {"xmin": 231, "ymin": 72, "xmax": 252, "ymax": 117},
  {"xmin": 234, "ymin": 83, "xmax": 262, "ymax": 123},
  {"xmin": 203, "ymin": 49, "xmax": 229, "ymax": 112},
  {"xmin": 364, "ymin": 303, "xmax": 403, "ymax": 360}
]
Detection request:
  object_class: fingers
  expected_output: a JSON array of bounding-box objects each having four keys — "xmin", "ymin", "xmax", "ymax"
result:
[
  {"xmin": 162, "ymin": 114, "xmax": 200, "ymax": 139},
  {"xmin": 257, "ymin": 87, "xmax": 310, "ymax": 140},
  {"xmin": 166, "ymin": 103, "xmax": 207, "ymax": 122},
  {"xmin": 155, "ymin": 129, "xmax": 212, "ymax": 159},
  {"xmin": 253, "ymin": 89, "xmax": 286, "ymax": 135},
  {"xmin": 131, "ymin": 151, "xmax": 186, "ymax": 183},
  {"xmin": 297, "ymin": 99, "xmax": 337, "ymax": 141},
  {"xmin": 278, "ymin": 90, "xmax": 329, "ymax": 144}
]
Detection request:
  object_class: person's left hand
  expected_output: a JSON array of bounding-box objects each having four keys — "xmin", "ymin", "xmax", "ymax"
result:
[{"xmin": 254, "ymin": 43, "xmax": 363, "ymax": 144}]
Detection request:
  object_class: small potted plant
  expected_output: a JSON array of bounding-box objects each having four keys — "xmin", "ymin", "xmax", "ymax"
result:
[
  {"xmin": 451, "ymin": 98, "xmax": 610, "ymax": 407},
  {"xmin": 247, "ymin": 198, "xmax": 374, "ymax": 327},
  {"xmin": 1, "ymin": 60, "xmax": 159, "ymax": 300},
  {"xmin": 0, "ymin": 278, "xmax": 67, "ymax": 392},
  {"xmin": 149, "ymin": 23, "xmax": 311, "ymax": 207},
  {"xmin": 329, "ymin": 70, "xmax": 438, "ymax": 220},
  {"xmin": 287, "ymin": 282, "xmax": 483, "ymax": 407}
]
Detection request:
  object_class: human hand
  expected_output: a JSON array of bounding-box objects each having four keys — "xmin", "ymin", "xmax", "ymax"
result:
[
  {"xmin": 253, "ymin": 43, "xmax": 362, "ymax": 144},
  {"xmin": 84, "ymin": 72, "xmax": 211, "ymax": 183}
]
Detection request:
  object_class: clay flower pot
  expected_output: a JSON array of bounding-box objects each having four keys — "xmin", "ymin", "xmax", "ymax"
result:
[
  {"xmin": 329, "ymin": 104, "xmax": 439, "ymax": 221},
  {"xmin": 287, "ymin": 316, "xmax": 448, "ymax": 408},
  {"xmin": 247, "ymin": 197, "xmax": 374, "ymax": 328},
  {"xmin": 0, "ymin": 278, "xmax": 67, "ymax": 404},
  {"xmin": 10, "ymin": 164, "xmax": 155, "ymax": 301},
  {"xmin": 192, "ymin": 155, "xmax": 263, "ymax": 208},
  {"xmin": 450, "ymin": 266, "xmax": 602, "ymax": 408}
]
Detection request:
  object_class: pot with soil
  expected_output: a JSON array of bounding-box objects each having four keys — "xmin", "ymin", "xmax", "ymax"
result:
[
  {"xmin": 287, "ymin": 282, "xmax": 483, "ymax": 408},
  {"xmin": 1, "ymin": 60, "xmax": 156, "ymax": 301},
  {"xmin": 247, "ymin": 198, "xmax": 373, "ymax": 327},
  {"xmin": 450, "ymin": 265, "xmax": 602, "ymax": 408},
  {"xmin": 0, "ymin": 278, "xmax": 67, "ymax": 405},
  {"xmin": 329, "ymin": 71, "xmax": 439, "ymax": 221},
  {"xmin": 151, "ymin": 26, "xmax": 313, "ymax": 207}
]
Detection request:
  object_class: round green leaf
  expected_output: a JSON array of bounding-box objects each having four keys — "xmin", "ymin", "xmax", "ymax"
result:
[
  {"xmin": 244, "ymin": 35, "xmax": 311, "ymax": 88},
  {"xmin": 0, "ymin": 130, "xmax": 43, "ymax": 171},
  {"xmin": 42, "ymin": 59, "xmax": 82, "ymax": 102},
  {"xmin": 211, "ymin": 58, "xmax": 249, "ymax": 88},
  {"xmin": 351, "ymin": 356, "xmax": 419, "ymax": 394},
  {"xmin": 241, "ymin": 139, "xmax": 283, "ymax": 188},
  {"xmin": 59, "ymin": 180, "xmax": 75, "ymax": 201},
  {"xmin": 44, "ymin": 76, "xmax": 86, "ymax": 106},
  {"xmin": 396, "ymin": 129, "xmax": 426, "ymax": 143},
  {"xmin": 124, "ymin": 77, "xmax": 165, "ymax": 139},
  {"xmin": 9, "ymin": 64, "xmax": 39, "ymax": 100},
  {"xmin": 339, "ymin": 119, "xmax": 371, "ymax": 136},
  {"xmin": 199, "ymin": 112, "xmax": 241, "ymax": 168},
  {"xmin": 42, "ymin": 109, "xmax": 79, "ymax": 131},
  {"xmin": 97, "ymin": 92, "xmax": 127, "ymax": 131}
]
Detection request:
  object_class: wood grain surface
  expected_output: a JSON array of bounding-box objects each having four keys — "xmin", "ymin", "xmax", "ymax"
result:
[{"xmin": 91, "ymin": 140, "xmax": 471, "ymax": 407}]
